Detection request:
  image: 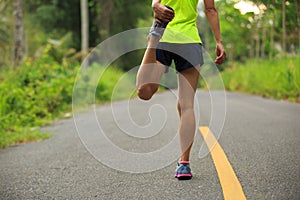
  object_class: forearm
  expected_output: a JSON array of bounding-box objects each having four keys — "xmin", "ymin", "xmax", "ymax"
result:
[
  {"xmin": 205, "ymin": 3, "xmax": 222, "ymax": 43},
  {"xmin": 204, "ymin": 0, "xmax": 226, "ymax": 64}
]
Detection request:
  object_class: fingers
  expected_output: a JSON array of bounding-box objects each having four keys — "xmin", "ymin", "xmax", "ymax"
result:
[
  {"xmin": 214, "ymin": 43, "xmax": 226, "ymax": 65},
  {"xmin": 163, "ymin": 6, "xmax": 175, "ymax": 21},
  {"xmin": 215, "ymin": 52, "xmax": 226, "ymax": 65},
  {"xmin": 153, "ymin": 3, "xmax": 175, "ymax": 23},
  {"xmin": 155, "ymin": 17, "xmax": 163, "ymax": 24}
]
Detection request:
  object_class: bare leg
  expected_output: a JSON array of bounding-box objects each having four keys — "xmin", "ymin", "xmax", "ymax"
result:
[
  {"xmin": 136, "ymin": 35, "xmax": 165, "ymax": 100},
  {"xmin": 177, "ymin": 66, "xmax": 200, "ymax": 161}
]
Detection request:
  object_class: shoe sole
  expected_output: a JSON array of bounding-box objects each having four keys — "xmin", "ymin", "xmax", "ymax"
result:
[{"xmin": 175, "ymin": 174, "xmax": 193, "ymax": 180}]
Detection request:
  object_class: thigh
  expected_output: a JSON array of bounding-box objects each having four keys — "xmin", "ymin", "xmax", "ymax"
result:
[
  {"xmin": 136, "ymin": 62, "xmax": 165, "ymax": 88},
  {"xmin": 178, "ymin": 65, "xmax": 200, "ymax": 108},
  {"xmin": 136, "ymin": 42, "xmax": 172, "ymax": 88}
]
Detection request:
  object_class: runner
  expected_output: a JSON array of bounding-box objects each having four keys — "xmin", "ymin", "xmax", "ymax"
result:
[{"xmin": 136, "ymin": 0, "xmax": 226, "ymax": 180}]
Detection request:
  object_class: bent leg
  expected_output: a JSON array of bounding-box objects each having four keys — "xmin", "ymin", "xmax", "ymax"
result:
[
  {"xmin": 177, "ymin": 65, "xmax": 200, "ymax": 161},
  {"xmin": 136, "ymin": 35, "xmax": 165, "ymax": 100}
]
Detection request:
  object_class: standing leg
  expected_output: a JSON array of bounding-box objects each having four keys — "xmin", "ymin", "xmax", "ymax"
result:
[{"xmin": 177, "ymin": 65, "xmax": 200, "ymax": 161}]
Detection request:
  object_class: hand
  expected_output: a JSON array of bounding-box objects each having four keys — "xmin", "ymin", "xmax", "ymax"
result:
[
  {"xmin": 152, "ymin": 3, "xmax": 175, "ymax": 24},
  {"xmin": 215, "ymin": 42, "xmax": 226, "ymax": 65}
]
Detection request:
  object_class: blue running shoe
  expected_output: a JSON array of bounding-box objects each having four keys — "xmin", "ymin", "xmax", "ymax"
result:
[
  {"xmin": 149, "ymin": 5, "xmax": 174, "ymax": 39},
  {"xmin": 175, "ymin": 161, "xmax": 193, "ymax": 180}
]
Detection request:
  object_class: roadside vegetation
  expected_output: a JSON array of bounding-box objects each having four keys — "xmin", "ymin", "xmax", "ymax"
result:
[
  {"xmin": 0, "ymin": 0, "xmax": 299, "ymax": 148},
  {"xmin": 0, "ymin": 53, "xmax": 129, "ymax": 149},
  {"xmin": 222, "ymin": 57, "xmax": 300, "ymax": 102}
]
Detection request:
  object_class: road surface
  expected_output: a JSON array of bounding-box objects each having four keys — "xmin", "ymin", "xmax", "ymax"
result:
[{"xmin": 0, "ymin": 91, "xmax": 299, "ymax": 199}]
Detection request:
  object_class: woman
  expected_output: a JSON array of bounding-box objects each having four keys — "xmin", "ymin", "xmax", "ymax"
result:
[{"xmin": 136, "ymin": 0, "xmax": 226, "ymax": 180}]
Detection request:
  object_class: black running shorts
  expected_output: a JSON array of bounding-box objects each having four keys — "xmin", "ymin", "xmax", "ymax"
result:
[{"xmin": 156, "ymin": 42, "xmax": 204, "ymax": 72}]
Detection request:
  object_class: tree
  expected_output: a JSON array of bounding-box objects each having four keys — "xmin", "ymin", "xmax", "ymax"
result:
[
  {"xmin": 296, "ymin": 0, "xmax": 300, "ymax": 54},
  {"xmin": 13, "ymin": 0, "xmax": 23, "ymax": 67},
  {"xmin": 24, "ymin": 0, "xmax": 81, "ymax": 50},
  {"xmin": 0, "ymin": 0, "xmax": 12, "ymax": 68},
  {"xmin": 282, "ymin": 0, "xmax": 286, "ymax": 53},
  {"xmin": 214, "ymin": 0, "xmax": 255, "ymax": 61},
  {"xmin": 80, "ymin": 0, "xmax": 89, "ymax": 63}
]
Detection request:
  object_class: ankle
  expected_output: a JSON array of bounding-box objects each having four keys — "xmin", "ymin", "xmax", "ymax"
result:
[
  {"xmin": 180, "ymin": 156, "xmax": 190, "ymax": 162},
  {"xmin": 179, "ymin": 160, "xmax": 190, "ymax": 164}
]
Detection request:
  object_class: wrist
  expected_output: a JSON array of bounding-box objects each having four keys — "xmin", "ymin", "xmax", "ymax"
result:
[{"xmin": 216, "ymin": 39, "xmax": 223, "ymax": 44}]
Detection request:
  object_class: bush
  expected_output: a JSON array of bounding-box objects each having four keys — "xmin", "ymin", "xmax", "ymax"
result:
[
  {"xmin": 0, "ymin": 54, "xmax": 131, "ymax": 148},
  {"xmin": 222, "ymin": 57, "xmax": 300, "ymax": 102}
]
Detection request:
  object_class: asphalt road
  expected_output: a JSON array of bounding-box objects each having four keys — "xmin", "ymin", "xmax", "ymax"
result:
[{"xmin": 0, "ymin": 91, "xmax": 299, "ymax": 200}]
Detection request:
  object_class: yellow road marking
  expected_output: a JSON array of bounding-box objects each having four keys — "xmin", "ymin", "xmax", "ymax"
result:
[{"xmin": 199, "ymin": 126, "xmax": 246, "ymax": 200}]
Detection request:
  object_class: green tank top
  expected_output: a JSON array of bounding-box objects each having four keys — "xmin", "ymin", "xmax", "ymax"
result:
[{"xmin": 160, "ymin": 0, "xmax": 201, "ymax": 44}]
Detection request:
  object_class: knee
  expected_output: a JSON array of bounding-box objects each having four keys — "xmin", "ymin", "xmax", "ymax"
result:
[
  {"xmin": 137, "ymin": 84, "xmax": 155, "ymax": 100},
  {"xmin": 177, "ymin": 102, "xmax": 181, "ymax": 113},
  {"xmin": 137, "ymin": 88, "xmax": 152, "ymax": 101},
  {"xmin": 178, "ymin": 101, "xmax": 194, "ymax": 113}
]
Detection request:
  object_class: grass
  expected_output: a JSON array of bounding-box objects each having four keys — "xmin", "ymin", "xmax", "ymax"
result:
[
  {"xmin": 221, "ymin": 57, "xmax": 300, "ymax": 102},
  {"xmin": 0, "ymin": 129, "xmax": 51, "ymax": 149}
]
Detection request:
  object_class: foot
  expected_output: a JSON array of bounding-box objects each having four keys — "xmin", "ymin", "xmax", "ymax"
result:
[
  {"xmin": 175, "ymin": 161, "xmax": 193, "ymax": 180},
  {"xmin": 149, "ymin": 5, "xmax": 174, "ymax": 39}
]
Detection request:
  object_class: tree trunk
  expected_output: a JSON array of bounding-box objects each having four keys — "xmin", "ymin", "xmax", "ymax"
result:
[
  {"xmin": 295, "ymin": 0, "xmax": 300, "ymax": 55},
  {"xmin": 97, "ymin": 0, "xmax": 114, "ymax": 40},
  {"xmin": 80, "ymin": 0, "xmax": 89, "ymax": 65},
  {"xmin": 261, "ymin": 26, "xmax": 267, "ymax": 58},
  {"xmin": 269, "ymin": 22, "xmax": 274, "ymax": 59},
  {"xmin": 250, "ymin": 34, "xmax": 255, "ymax": 59},
  {"xmin": 282, "ymin": 0, "xmax": 286, "ymax": 54},
  {"xmin": 256, "ymin": 36, "xmax": 260, "ymax": 58},
  {"xmin": 269, "ymin": 0, "xmax": 275, "ymax": 59},
  {"xmin": 13, "ymin": 0, "xmax": 23, "ymax": 67},
  {"xmin": 255, "ymin": 32, "xmax": 260, "ymax": 58}
]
